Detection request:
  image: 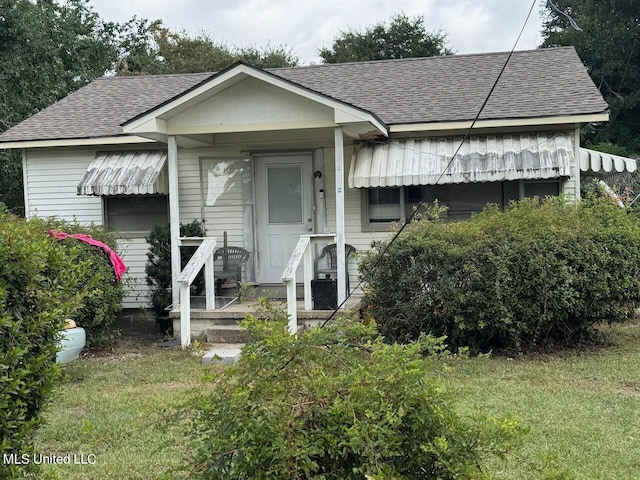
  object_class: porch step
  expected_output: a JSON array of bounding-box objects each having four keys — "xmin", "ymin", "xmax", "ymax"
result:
[
  {"xmin": 205, "ymin": 325, "xmax": 252, "ymax": 344},
  {"xmin": 173, "ymin": 295, "xmax": 364, "ymax": 345},
  {"xmin": 202, "ymin": 343, "xmax": 244, "ymax": 365},
  {"xmin": 254, "ymin": 283, "xmax": 304, "ymax": 299}
]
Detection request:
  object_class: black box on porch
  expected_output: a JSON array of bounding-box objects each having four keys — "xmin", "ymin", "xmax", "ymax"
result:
[{"xmin": 311, "ymin": 279, "xmax": 337, "ymax": 310}]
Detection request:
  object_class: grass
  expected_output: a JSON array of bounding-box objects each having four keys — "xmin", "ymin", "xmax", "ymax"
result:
[
  {"xmin": 35, "ymin": 320, "xmax": 640, "ymax": 479},
  {"xmin": 35, "ymin": 336, "xmax": 214, "ymax": 480},
  {"xmin": 441, "ymin": 320, "xmax": 640, "ymax": 479}
]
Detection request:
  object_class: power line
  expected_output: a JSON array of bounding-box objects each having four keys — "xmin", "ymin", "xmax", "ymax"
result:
[
  {"xmin": 547, "ymin": 0, "xmax": 583, "ymax": 31},
  {"xmin": 276, "ymin": 0, "xmax": 541, "ymax": 374},
  {"xmin": 317, "ymin": 0, "xmax": 539, "ymax": 330}
]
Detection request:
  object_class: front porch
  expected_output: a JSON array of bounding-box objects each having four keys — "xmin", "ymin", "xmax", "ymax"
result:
[
  {"xmin": 169, "ymin": 294, "xmax": 363, "ymax": 344},
  {"xmin": 173, "ymin": 222, "xmax": 357, "ymax": 346},
  {"xmin": 116, "ymin": 63, "xmax": 387, "ymax": 348}
]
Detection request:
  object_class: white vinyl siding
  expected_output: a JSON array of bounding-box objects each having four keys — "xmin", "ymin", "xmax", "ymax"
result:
[
  {"xmin": 24, "ymin": 147, "xmax": 155, "ymax": 308},
  {"xmin": 25, "ymin": 148, "xmax": 102, "ymax": 222},
  {"xmin": 324, "ymin": 144, "xmax": 390, "ymax": 290},
  {"xmin": 118, "ymin": 237, "xmax": 153, "ymax": 308},
  {"xmin": 176, "ymin": 149, "xmax": 203, "ymax": 225}
]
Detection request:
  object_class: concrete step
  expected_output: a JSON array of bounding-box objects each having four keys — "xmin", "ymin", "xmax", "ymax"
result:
[
  {"xmin": 202, "ymin": 343, "xmax": 244, "ymax": 364},
  {"xmin": 205, "ymin": 324, "xmax": 252, "ymax": 344}
]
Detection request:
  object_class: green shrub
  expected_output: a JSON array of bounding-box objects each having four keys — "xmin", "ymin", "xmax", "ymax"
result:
[
  {"xmin": 0, "ymin": 208, "xmax": 98, "ymax": 479},
  {"xmin": 360, "ymin": 196, "xmax": 640, "ymax": 352},
  {"xmin": 146, "ymin": 224, "xmax": 172, "ymax": 325},
  {"xmin": 146, "ymin": 221, "xmax": 204, "ymax": 333},
  {"xmin": 184, "ymin": 301, "xmax": 527, "ymax": 479},
  {"xmin": 41, "ymin": 218, "xmax": 124, "ymax": 349}
]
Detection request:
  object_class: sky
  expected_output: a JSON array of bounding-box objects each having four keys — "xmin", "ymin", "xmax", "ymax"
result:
[{"xmin": 88, "ymin": 0, "xmax": 548, "ymax": 65}]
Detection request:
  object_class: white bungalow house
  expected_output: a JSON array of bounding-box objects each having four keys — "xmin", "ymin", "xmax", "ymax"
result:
[{"xmin": 1, "ymin": 46, "xmax": 634, "ymax": 344}]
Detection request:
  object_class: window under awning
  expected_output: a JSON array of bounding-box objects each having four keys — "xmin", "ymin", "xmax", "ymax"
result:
[
  {"xmin": 579, "ymin": 148, "xmax": 637, "ymax": 174},
  {"xmin": 348, "ymin": 133, "xmax": 575, "ymax": 188},
  {"xmin": 77, "ymin": 151, "xmax": 169, "ymax": 196}
]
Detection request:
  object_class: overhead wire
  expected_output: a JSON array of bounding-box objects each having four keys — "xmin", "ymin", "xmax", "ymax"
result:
[
  {"xmin": 317, "ymin": 0, "xmax": 540, "ymax": 330},
  {"xmin": 273, "ymin": 0, "xmax": 543, "ymax": 373}
]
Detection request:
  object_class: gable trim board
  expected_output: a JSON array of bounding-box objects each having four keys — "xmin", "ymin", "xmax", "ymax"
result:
[
  {"xmin": 122, "ymin": 62, "xmax": 388, "ymax": 139},
  {"xmin": 0, "ymin": 136, "xmax": 155, "ymax": 150},
  {"xmin": 388, "ymin": 113, "xmax": 610, "ymax": 133}
]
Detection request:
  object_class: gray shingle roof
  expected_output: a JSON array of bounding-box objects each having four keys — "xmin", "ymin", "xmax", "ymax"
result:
[
  {"xmin": 0, "ymin": 47, "xmax": 608, "ymax": 144},
  {"xmin": 0, "ymin": 72, "xmax": 213, "ymax": 142}
]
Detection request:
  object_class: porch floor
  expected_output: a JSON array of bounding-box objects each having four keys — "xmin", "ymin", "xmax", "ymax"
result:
[
  {"xmin": 169, "ymin": 295, "xmax": 362, "ymax": 344},
  {"xmin": 168, "ymin": 294, "xmax": 363, "ymax": 321},
  {"xmin": 169, "ymin": 294, "xmax": 363, "ymax": 344}
]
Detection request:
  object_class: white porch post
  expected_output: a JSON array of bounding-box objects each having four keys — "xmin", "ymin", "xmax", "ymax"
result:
[
  {"xmin": 573, "ymin": 127, "xmax": 582, "ymax": 200},
  {"xmin": 334, "ymin": 126, "xmax": 347, "ymax": 305},
  {"xmin": 168, "ymin": 136, "xmax": 181, "ymax": 310}
]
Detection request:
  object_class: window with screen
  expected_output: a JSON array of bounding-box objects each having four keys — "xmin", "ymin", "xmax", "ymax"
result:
[
  {"xmin": 362, "ymin": 181, "xmax": 532, "ymax": 230},
  {"xmin": 104, "ymin": 195, "xmax": 168, "ymax": 233}
]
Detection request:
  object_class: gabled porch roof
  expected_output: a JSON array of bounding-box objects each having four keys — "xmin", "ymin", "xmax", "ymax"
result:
[{"xmin": 121, "ymin": 61, "xmax": 388, "ymax": 142}]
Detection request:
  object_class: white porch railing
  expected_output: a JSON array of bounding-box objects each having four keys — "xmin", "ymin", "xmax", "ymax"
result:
[
  {"xmin": 177, "ymin": 237, "xmax": 217, "ymax": 348},
  {"xmin": 281, "ymin": 233, "xmax": 336, "ymax": 334}
]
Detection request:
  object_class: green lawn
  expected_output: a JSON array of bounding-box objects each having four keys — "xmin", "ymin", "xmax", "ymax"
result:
[
  {"xmin": 35, "ymin": 337, "xmax": 212, "ymax": 480},
  {"xmin": 440, "ymin": 320, "xmax": 640, "ymax": 479},
  {"xmin": 36, "ymin": 320, "xmax": 640, "ymax": 479}
]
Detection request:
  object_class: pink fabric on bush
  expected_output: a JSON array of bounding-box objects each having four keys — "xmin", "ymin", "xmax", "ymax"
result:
[{"xmin": 49, "ymin": 230, "xmax": 127, "ymax": 281}]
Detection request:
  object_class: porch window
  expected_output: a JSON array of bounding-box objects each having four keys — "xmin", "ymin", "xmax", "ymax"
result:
[
  {"xmin": 104, "ymin": 195, "xmax": 168, "ymax": 234},
  {"xmin": 362, "ymin": 179, "xmax": 560, "ymax": 230},
  {"xmin": 363, "ymin": 186, "xmax": 429, "ymax": 230},
  {"xmin": 200, "ymin": 157, "xmax": 254, "ymax": 241},
  {"xmin": 524, "ymin": 180, "xmax": 560, "ymax": 198}
]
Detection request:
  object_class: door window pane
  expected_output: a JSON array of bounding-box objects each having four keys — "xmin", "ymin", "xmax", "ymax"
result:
[{"xmin": 267, "ymin": 165, "xmax": 303, "ymax": 223}]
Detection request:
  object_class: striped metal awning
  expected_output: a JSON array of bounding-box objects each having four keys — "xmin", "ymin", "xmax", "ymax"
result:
[
  {"xmin": 77, "ymin": 151, "xmax": 168, "ymax": 196},
  {"xmin": 579, "ymin": 148, "xmax": 637, "ymax": 174},
  {"xmin": 348, "ymin": 133, "xmax": 575, "ymax": 188}
]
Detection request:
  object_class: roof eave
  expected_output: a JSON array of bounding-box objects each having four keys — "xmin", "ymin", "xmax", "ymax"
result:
[
  {"xmin": 0, "ymin": 135, "xmax": 157, "ymax": 150},
  {"xmin": 388, "ymin": 112, "xmax": 610, "ymax": 133}
]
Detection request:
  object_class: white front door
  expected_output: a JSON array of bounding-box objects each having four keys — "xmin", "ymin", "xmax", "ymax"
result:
[{"xmin": 255, "ymin": 153, "xmax": 314, "ymax": 284}]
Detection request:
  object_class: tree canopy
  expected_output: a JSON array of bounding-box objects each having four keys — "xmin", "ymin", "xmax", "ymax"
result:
[
  {"xmin": 0, "ymin": 0, "xmax": 298, "ymax": 214},
  {"xmin": 318, "ymin": 13, "xmax": 452, "ymax": 64},
  {"xmin": 0, "ymin": 0, "xmax": 125, "ymax": 212},
  {"xmin": 541, "ymin": 0, "xmax": 640, "ymax": 156},
  {"xmin": 116, "ymin": 23, "xmax": 298, "ymax": 75}
]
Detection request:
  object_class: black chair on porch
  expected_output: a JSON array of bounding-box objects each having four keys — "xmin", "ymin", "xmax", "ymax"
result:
[
  {"xmin": 315, "ymin": 243, "xmax": 356, "ymax": 294},
  {"xmin": 213, "ymin": 246, "xmax": 250, "ymax": 296}
]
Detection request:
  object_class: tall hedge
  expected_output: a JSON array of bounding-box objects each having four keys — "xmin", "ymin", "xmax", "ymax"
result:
[
  {"xmin": 360, "ymin": 197, "xmax": 640, "ymax": 352},
  {"xmin": 0, "ymin": 209, "xmax": 100, "ymax": 478}
]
